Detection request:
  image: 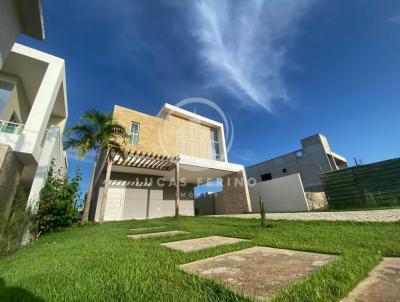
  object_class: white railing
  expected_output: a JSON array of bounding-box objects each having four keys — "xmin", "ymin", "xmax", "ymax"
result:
[{"xmin": 0, "ymin": 120, "xmax": 25, "ymax": 135}]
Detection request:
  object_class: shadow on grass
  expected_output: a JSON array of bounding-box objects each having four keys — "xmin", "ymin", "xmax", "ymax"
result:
[{"xmin": 0, "ymin": 278, "xmax": 44, "ymax": 302}]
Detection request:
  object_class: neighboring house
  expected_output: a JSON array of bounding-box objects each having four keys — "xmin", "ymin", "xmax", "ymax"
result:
[
  {"xmin": 246, "ymin": 134, "xmax": 348, "ymax": 192},
  {"xmin": 89, "ymin": 104, "xmax": 251, "ymax": 221},
  {"xmin": 0, "ymin": 44, "xmax": 68, "ymax": 228},
  {"xmin": 0, "ymin": 0, "xmax": 44, "ymax": 68}
]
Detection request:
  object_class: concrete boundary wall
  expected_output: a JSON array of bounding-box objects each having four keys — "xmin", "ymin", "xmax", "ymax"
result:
[{"xmin": 249, "ymin": 173, "xmax": 309, "ymax": 213}]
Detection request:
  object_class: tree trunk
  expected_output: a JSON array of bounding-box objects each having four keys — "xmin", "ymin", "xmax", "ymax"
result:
[
  {"xmin": 80, "ymin": 179, "xmax": 94, "ymax": 224},
  {"xmin": 99, "ymin": 154, "xmax": 113, "ymax": 223},
  {"xmin": 80, "ymin": 157, "xmax": 97, "ymax": 224}
]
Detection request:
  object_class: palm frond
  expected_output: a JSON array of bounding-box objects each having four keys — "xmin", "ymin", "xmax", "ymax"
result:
[{"xmin": 65, "ymin": 109, "xmax": 128, "ymax": 160}]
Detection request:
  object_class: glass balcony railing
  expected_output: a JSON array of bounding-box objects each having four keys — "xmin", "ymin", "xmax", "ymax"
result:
[
  {"xmin": 0, "ymin": 120, "xmax": 24, "ymax": 135},
  {"xmin": 41, "ymin": 129, "xmax": 49, "ymax": 147}
]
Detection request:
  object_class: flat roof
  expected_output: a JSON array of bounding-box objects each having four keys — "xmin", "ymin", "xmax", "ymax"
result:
[
  {"xmin": 18, "ymin": 0, "xmax": 45, "ymax": 40},
  {"xmin": 157, "ymin": 103, "xmax": 223, "ymax": 129}
]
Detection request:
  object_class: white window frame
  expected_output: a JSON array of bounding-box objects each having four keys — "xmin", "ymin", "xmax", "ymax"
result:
[{"xmin": 129, "ymin": 121, "xmax": 140, "ymax": 145}]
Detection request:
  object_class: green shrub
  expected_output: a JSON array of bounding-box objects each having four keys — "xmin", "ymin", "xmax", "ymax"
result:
[
  {"xmin": 0, "ymin": 186, "xmax": 31, "ymax": 256},
  {"xmin": 194, "ymin": 207, "xmax": 202, "ymax": 216},
  {"xmin": 31, "ymin": 161, "xmax": 81, "ymax": 239}
]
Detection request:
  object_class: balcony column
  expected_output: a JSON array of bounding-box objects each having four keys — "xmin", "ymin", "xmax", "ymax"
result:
[
  {"xmin": 18, "ymin": 51, "xmax": 65, "ymax": 161},
  {"xmin": 26, "ymin": 126, "xmax": 60, "ymax": 209}
]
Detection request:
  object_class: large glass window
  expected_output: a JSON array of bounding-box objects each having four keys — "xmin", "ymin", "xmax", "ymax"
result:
[
  {"xmin": 210, "ymin": 128, "xmax": 221, "ymax": 160},
  {"xmin": 129, "ymin": 122, "xmax": 140, "ymax": 145},
  {"xmin": 0, "ymin": 80, "xmax": 14, "ymax": 117}
]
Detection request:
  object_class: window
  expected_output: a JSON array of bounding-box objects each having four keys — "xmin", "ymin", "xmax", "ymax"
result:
[
  {"xmin": 0, "ymin": 80, "xmax": 14, "ymax": 116},
  {"xmin": 0, "ymin": 111, "xmax": 21, "ymax": 134},
  {"xmin": 129, "ymin": 122, "xmax": 140, "ymax": 145},
  {"xmin": 210, "ymin": 128, "xmax": 221, "ymax": 160},
  {"xmin": 296, "ymin": 150, "xmax": 303, "ymax": 157},
  {"xmin": 9, "ymin": 112, "xmax": 19, "ymax": 123},
  {"xmin": 282, "ymin": 168, "xmax": 287, "ymax": 173},
  {"xmin": 261, "ymin": 173, "xmax": 272, "ymax": 182}
]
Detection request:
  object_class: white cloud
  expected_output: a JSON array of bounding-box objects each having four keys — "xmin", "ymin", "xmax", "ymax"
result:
[
  {"xmin": 231, "ymin": 149, "xmax": 256, "ymax": 163},
  {"xmin": 190, "ymin": 0, "xmax": 314, "ymax": 111},
  {"xmin": 388, "ymin": 15, "xmax": 400, "ymax": 25}
]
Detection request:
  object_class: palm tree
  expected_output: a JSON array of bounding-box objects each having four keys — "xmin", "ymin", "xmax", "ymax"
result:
[{"xmin": 64, "ymin": 109, "xmax": 127, "ymax": 223}]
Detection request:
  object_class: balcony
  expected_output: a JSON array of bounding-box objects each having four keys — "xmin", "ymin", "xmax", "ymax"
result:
[{"xmin": 0, "ymin": 120, "xmax": 24, "ymax": 135}]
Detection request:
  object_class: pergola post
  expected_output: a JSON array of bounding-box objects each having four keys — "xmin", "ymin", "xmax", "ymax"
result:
[{"xmin": 175, "ymin": 161, "xmax": 180, "ymax": 218}]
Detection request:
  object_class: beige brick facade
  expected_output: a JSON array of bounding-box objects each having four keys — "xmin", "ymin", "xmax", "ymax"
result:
[{"xmin": 113, "ymin": 105, "xmax": 213, "ymax": 159}]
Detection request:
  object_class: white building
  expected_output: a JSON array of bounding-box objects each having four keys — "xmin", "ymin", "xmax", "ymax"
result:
[{"xmin": 0, "ymin": 0, "xmax": 68, "ymax": 227}]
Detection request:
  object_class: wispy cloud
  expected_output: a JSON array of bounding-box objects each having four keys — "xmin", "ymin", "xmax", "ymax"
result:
[
  {"xmin": 190, "ymin": 0, "xmax": 314, "ymax": 111},
  {"xmin": 231, "ymin": 149, "xmax": 256, "ymax": 164},
  {"xmin": 387, "ymin": 15, "xmax": 400, "ymax": 25}
]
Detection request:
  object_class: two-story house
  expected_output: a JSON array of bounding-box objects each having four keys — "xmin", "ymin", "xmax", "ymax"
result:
[
  {"xmin": 89, "ymin": 104, "xmax": 252, "ymax": 221},
  {"xmin": 0, "ymin": 44, "xmax": 68, "ymax": 225}
]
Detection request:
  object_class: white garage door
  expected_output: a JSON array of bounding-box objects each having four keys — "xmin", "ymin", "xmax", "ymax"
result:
[
  {"xmin": 104, "ymin": 187, "xmax": 125, "ymax": 221},
  {"xmin": 122, "ymin": 188, "xmax": 148, "ymax": 219}
]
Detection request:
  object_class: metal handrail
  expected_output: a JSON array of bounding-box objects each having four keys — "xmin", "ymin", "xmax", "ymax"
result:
[{"xmin": 0, "ymin": 120, "xmax": 25, "ymax": 135}]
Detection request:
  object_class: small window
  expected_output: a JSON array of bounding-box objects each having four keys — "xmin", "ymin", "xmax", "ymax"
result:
[
  {"xmin": 129, "ymin": 122, "xmax": 140, "ymax": 145},
  {"xmin": 282, "ymin": 168, "xmax": 287, "ymax": 173},
  {"xmin": 261, "ymin": 173, "xmax": 272, "ymax": 182}
]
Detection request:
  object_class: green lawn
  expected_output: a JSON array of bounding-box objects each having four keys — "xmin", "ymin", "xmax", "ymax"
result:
[{"xmin": 0, "ymin": 217, "xmax": 399, "ymax": 302}]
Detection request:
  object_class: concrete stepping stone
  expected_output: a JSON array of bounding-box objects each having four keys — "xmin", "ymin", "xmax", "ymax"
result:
[
  {"xmin": 129, "ymin": 226, "xmax": 166, "ymax": 232},
  {"xmin": 180, "ymin": 246, "xmax": 337, "ymax": 301},
  {"xmin": 342, "ymin": 257, "xmax": 400, "ymax": 302},
  {"xmin": 161, "ymin": 236, "xmax": 247, "ymax": 252},
  {"xmin": 128, "ymin": 230, "xmax": 188, "ymax": 240}
]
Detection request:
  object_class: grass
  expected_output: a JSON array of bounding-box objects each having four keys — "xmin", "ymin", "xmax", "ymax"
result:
[{"xmin": 0, "ymin": 217, "xmax": 399, "ymax": 301}]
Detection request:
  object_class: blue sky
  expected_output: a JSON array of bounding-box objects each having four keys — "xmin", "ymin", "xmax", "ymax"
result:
[{"xmin": 18, "ymin": 0, "xmax": 400, "ymax": 195}]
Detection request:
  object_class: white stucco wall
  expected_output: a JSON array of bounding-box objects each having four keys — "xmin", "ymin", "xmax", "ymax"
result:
[
  {"xmin": 27, "ymin": 126, "xmax": 66, "ymax": 208},
  {"xmin": 0, "ymin": 44, "xmax": 67, "ymax": 162},
  {"xmin": 249, "ymin": 173, "xmax": 309, "ymax": 213},
  {"xmin": 0, "ymin": 0, "xmax": 22, "ymax": 68}
]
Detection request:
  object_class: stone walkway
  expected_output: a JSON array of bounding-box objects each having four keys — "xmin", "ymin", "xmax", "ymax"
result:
[
  {"xmin": 161, "ymin": 236, "xmax": 247, "ymax": 252},
  {"xmin": 342, "ymin": 257, "xmax": 400, "ymax": 302},
  {"xmin": 130, "ymin": 226, "xmax": 166, "ymax": 232},
  {"xmin": 128, "ymin": 230, "xmax": 188, "ymax": 240},
  {"xmin": 180, "ymin": 246, "xmax": 338, "ymax": 301},
  {"xmin": 208, "ymin": 209, "xmax": 400, "ymax": 222}
]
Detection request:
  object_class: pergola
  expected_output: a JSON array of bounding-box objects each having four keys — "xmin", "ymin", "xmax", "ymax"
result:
[
  {"xmin": 112, "ymin": 150, "xmax": 181, "ymax": 217},
  {"xmin": 113, "ymin": 150, "xmax": 178, "ymax": 171}
]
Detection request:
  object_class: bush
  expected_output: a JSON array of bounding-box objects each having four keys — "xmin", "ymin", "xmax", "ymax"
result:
[{"xmin": 31, "ymin": 161, "xmax": 81, "ymax": 239}]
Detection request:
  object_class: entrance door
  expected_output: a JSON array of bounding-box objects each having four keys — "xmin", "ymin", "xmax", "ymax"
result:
[{"xmin": 104, "ymin": 187, "xmax": 125, "ymax": 221}]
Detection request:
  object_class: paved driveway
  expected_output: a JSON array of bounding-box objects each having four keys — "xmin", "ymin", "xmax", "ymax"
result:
[{"xmin": 208, "ymin": 209, "xmax": 400, "ymax": 222}]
